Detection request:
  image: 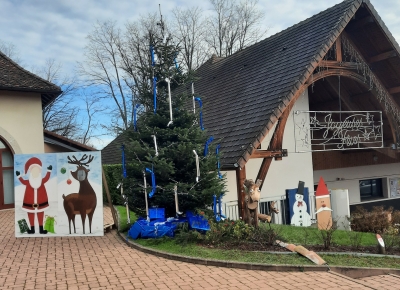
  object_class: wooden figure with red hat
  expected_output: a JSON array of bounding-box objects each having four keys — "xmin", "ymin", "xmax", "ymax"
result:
[
  {"xmin": 315, "ymin": 177, "xmax": 333, "ymax": 230},
  {"xmin": 15, "ymin": 157, "xmax": 53, "ymax": 234}
]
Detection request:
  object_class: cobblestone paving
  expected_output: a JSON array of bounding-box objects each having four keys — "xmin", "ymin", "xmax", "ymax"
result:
[{"xmin": 0, "ymin": 207, "xmax": 397, "ymax": 289}]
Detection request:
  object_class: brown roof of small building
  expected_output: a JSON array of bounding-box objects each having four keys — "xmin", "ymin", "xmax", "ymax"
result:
[
  {"xmin": 178, "ymin": 0, "xmax": 400, "ymax": 169},
  {"xmin": 44, "ymin": 130, "xmax": 96, "ymax": 152},
  {"xmin": 101, "ymin": 132, "xmax": 128, "ymax": 164},
  {"xmin": 0, "ymin": 51, "xmax": 62, "ymax": 107}
]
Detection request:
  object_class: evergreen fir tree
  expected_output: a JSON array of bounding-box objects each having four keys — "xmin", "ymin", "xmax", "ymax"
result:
[{"xmin": 124, "ymin": 15, "xmax": 225, "ymax": 217}]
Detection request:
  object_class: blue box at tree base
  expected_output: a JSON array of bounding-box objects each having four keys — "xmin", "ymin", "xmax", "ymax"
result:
[
  {"xmin": 186, "ymin": 211, "xmax": 210, "ymax": 231},
  {"xmin": 149, "ymin": 208, "xmax": 165, "ymax": 220},
  {"xmin": 127, "ymin": 217, "xmax": 177, "ymax": 239}
]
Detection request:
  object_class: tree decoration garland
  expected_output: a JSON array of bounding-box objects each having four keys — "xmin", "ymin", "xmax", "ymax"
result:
[
  {"xmin": 191, "ymin": 83, "xmax": 196, "ymax": 113},
  {"xmin": 121, "ymin": 144, "xmax": 127, "ymax": 178},
  {"xmin": 166, "ymin": 78, "xmax": 173, "ymax": 127},
  {"xmin": 204, "ymin": 136, "xmax": 214, "ymax": 156},
  {"xmin": 193, "ymin": 150, "xmax": 200, "ymax": 182},
  {"xmin": 153, "ymin": 76, "xmax": 158, "ymax": 114},
  {"xmin": 145, "ymin": 167, "xmax": 156, "ymax": 198},
  {"xmin": 195, "ymin": 97, "xmax": 204, "ymax": 130},
  {"xmin": 150, "ymin": 45, "xmax": 156, "ymax": 66},
  {"xmin": 151, "ymin": 135, "xmax": 159, "ymax": 157}
]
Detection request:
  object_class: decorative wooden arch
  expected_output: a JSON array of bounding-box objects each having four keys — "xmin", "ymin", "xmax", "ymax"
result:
[{"xmin": 253, "ymin": 68, "xmax": 399, "ymax": 190}]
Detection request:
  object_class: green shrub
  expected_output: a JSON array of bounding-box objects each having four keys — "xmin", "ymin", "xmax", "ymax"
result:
[
  {"xmin": 102, "ymin": 164, "xmax": 124, "ymax": 205},
  {"xmin": 349, "ymin": 206, "xmax": 392, "ymax": 234}
]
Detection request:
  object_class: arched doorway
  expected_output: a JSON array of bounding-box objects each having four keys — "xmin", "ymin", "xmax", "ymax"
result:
[{"xmin": 0, "ymin": 138, "xmax": 14, "ymax": 209}]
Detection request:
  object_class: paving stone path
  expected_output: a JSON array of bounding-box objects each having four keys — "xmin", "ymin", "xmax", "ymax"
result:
[{"xmin": 0, "ymin": 207, "xmax": 398, "ymax": 289}]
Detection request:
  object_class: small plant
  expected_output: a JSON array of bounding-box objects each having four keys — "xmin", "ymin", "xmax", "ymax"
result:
[
  {"xmin": 174, "ymin": 223, "xmax": 204, "ymax": 246},
  {"xmin": 382, "ymin": 225, "xmax": 400, "ymax": 252},
  {"xmin": 251, "ymin": 223, "xmax": 282, "ymax": 247},
  {"xmin": 313, "ymin": 220, "xmax": 338, "ymax": 250},
  {"xmin": 346, "ymin": 230, "xmax": 364, "ymax": 250},
  {"xmin": 302, "ymin": 227, "xmax": 311, "ymax": 246}
]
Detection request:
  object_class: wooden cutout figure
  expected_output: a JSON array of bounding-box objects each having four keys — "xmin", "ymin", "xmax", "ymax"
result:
[
  {"xmin": 243, "ymin": 179, "xmax": 262, "ymax": 227},
  {"xmin": 258, "ymin": 201, "xmax": 280, "ymax": 223},
  {"xmin": 291, "ymin": 181, "xmax": 311, "ymax": 227},
  {"xmin": 315, "ymin": 177, "xmax": 333, "ymax": 230}
]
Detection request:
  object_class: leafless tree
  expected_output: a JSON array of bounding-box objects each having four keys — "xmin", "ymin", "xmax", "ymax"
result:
[
  {"xmin": 172, "ymin": 7, "xmax": 209, "ymax": 71},
  {"xmin": 34, "ymin": 59, "xmax": 81, "ymax": 139},
  {"xmin": 78, "ymin": 21, "xmax": 133, "ymax": 132},
  {"xmin": 205, "ymin": 0, "xmax": 267, "ymax": 57},
  {"xmin": 0, "ymin": 39, "xmax": 22, "ymax": 64},
  {"xmin": 37, "ymin": 59, "xmax": 102, "ymax": 145}
]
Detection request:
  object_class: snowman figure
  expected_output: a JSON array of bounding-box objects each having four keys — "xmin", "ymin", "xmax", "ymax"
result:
[{"xmin": 291, "ymin": 186, "xmax": 311, "ymax": 227}]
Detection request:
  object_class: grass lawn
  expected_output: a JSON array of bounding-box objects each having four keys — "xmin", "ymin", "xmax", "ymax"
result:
[
  {"xmin": 268, "ymin": 223, "xmax": 377, "ymax": 246},
  {"xmin": 114, "ymin": 206, "xmax": 399, "ymax": 269},
  {"xmin": 114, "ymin": 205, "xmax": 137, "ymax": 232}
]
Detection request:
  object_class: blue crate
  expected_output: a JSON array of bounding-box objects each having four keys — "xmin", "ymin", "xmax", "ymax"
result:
[
  {"xmin": 149, "ymin": 208, "xmax": 165, "ymax": 220},
  {"xmin": 186, "ymin": 211, "xmax": 210, "ymax": 231}
]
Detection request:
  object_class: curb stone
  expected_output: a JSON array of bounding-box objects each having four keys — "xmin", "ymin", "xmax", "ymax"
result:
[{"xmin": 116, "ymin": 231, "xmax": 400, "ymax": 278}]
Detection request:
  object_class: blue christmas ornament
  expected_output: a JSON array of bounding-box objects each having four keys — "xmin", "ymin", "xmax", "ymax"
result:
[
  {"xmin": 145, "ymin": 168, "xmax": 156, "ymax": 198},
  {"xmin": 204, "ymin": 136, "xmax": 214, "ymax": 156},
  {"xmin": 150, "ymin": 45, "xmax": 155, "ymax": 67},
  {"xmin": 153, "ymin": 76, "xmax": 157, "ymax": 114},
  {"xmin": 195, "ymin": 97, "xmax": 204, "ymax": 130},
  {"xmin": 121, "ymin": 145, "xmax": 127, "ymax": 178}
]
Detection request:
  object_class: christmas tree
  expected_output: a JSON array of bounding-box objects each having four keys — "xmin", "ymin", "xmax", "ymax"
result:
[{"xmin": 124, "ymin": 14, "xmax": 225, "ymax": 218}]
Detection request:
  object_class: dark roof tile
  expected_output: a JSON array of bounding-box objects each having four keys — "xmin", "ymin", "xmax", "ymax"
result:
[
  {"xmin": 186, "ymin": 0, "xmax": 362, "ymax": 169},
  {"xmin": 0, "ymin": 51, "xmax": 62, "ymax": 106}
]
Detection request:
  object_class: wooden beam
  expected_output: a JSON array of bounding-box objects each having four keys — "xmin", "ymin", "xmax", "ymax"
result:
[
  {"xmin": 236, "ymin": 166, "xmax": 246, "ymax": 220},
  {"xmin": 336, "ymin": 35, "xmax": 342, "ymax": 62},
  {"xmin": 348, "ymin": 16, "xmax": 374, "ymax": 31},
  {"xmin": 319, "ymin": 60, "xmax": 359, "ymax": 70},
  {"xmin": 368, "ymin": 50, "xmax": 397, "ymax": 64},
  {"xmin": 255, "ymin": 107, "xmax": 291, "ymax": 189},
  {"xmin": 250, "ymin": 149, "xmax": 287, "ymax": 159},
  {"xmin": 388, "ymin": 86, "xmax": 400, "ymax": 94}
]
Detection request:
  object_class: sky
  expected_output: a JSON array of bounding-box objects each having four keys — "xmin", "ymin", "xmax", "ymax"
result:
[{"xmin": 2, "ymin": 0, "xmax": 400, "ymax": 149}]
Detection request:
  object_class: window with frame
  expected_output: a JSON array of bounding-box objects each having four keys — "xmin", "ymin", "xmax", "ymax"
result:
[
  {"xmin": 359, "ymin": 178, "xmax": 383, "ymax": 201},
  {"xmin": 0, "ymin": 138, "xmax": 14, "ymax": 209}
]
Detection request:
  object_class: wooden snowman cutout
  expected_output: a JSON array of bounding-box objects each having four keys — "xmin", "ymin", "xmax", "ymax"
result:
[{"xmin": 291, "ymin": 181, "xmax": 311, "ymax": 227}]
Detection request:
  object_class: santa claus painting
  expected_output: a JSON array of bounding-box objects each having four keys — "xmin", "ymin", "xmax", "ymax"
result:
[{"xmin": 16, "ymin": 157, "xmax": 52, "ymax": 234}]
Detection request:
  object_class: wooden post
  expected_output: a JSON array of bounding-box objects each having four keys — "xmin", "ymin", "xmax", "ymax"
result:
[
  {"xmin": 336, "ymin": 34, "xmax": 342, "ymax": 62},
  {"xmin": 236, "ymin": 165, "xmax": 246, "ymax": 220},
  {"xmin": 102, "ymin": 167, "xmax": 118, "ymax": 228}
]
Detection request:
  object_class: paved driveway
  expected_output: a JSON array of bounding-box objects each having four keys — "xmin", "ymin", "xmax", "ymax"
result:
[{"xmin": 0, "ymin": 207, "xmax": 398, "ymax": 289}]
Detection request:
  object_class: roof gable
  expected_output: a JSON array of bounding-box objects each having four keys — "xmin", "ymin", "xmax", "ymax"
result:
[
  {"xmin": 0, "ymin": 51, "xmax": 62, "ymax": 107},
  {"xmin": 185, "ymin": 0, "xmax": 363, "ymax": 168}
]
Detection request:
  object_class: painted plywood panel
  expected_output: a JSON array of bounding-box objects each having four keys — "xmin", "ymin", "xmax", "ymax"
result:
[{"xmin": 14, "ymin": 152, "xmax": 103, "ymax": 237}]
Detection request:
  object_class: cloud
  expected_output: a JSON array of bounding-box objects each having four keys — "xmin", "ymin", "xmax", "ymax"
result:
[
  {"xmin": 2, "ymin": 0, "xmax": 400, "ymax": 148},
  {"xmin": 2, "ymin": 0, "xmax": 400, "ymax": 74}
]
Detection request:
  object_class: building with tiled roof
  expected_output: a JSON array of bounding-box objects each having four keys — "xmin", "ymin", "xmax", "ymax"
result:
[
  {"xmin": 104, "ymin": 0, "xmax": 400, "ymax": 222},
  {"xmin": 0, "ymin": 51, "xmax": 94, "ymax": 210}
]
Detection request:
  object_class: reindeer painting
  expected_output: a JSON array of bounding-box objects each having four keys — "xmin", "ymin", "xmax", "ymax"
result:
[
  {"xmin": 14, "ymin": 151, "xmax": 103, "ymax": 238},
  {"xmin": 63, "ymin": 154, "xmax": 97, "ymax": 234}
]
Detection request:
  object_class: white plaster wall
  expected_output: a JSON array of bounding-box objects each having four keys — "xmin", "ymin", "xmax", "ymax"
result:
[
  {"xmin": 0, "ymin": 91, "xmax": 44, "ymax": 154},
  {"xmin": 246, "ymin": 90, "xmax": 314, "ymax": 198},
  {"xmin": 221, "ymin": 90, "xmax": 314, "ymax": 206},
  {"xmin": 314, "ymin": 163, "xmax": 400, "ymax": 204},
  {"xmin": 221, "ymin": 170, "xmax": 237, "ymax": 203}
]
